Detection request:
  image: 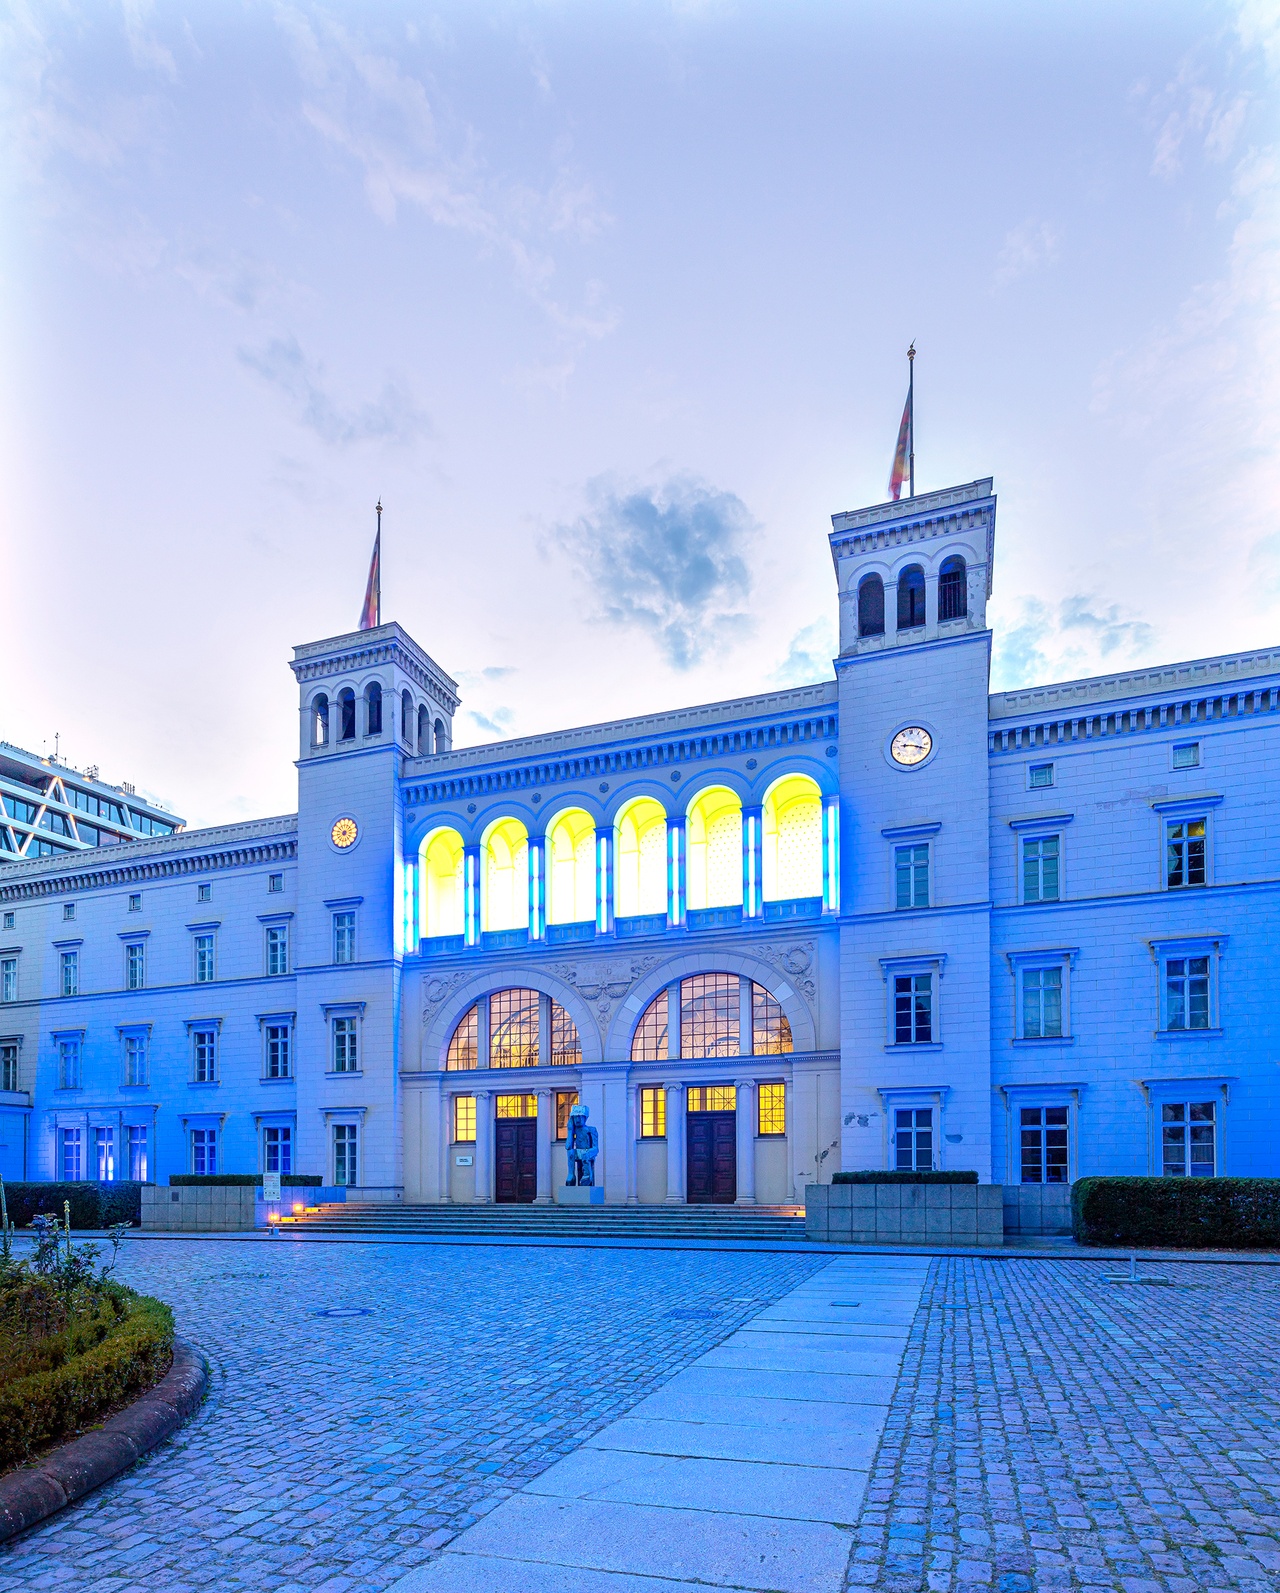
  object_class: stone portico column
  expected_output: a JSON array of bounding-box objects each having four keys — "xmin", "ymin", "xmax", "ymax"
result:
[
  {"xmin": 535, "ymin": 1089, "xmax": 553, "ymax": 1203},
  {"xmin": 438, "ymin": 1084, "xmax": 453, "ymax": 1204},
  {"xmin": 472, "ymin": 1089, "xmax": 492, "ymax": 1203},
  {"xmin": 734, "ymin": 1079, "xmax": 757, "ymax": 1205},
  {"xmin": 664, "ymin": 1083, "xmax": 685, "ymax": 1203},
  {"xmin": 625, "ymin": 1083, "xmax": 638, "ymax": 1204}
]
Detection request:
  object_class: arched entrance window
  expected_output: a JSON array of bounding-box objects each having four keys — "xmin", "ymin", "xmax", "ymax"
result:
[
  {"xmin": 762, "ymin": 774, "xmax": 823, "ymax": 902},
  {"xmin": 420, "ymin": 827, "xmax": 464, "ymax": 939},
  {"xmin": 897, "ymin": 565, "xmax": 926, "ymax": 630},
  {"xmin": 445, "ymin": 988, "xmax": 581, "ymax": 1069},
  {"xmin": 686, "ymin": 787, "xmax": 742, "ymax": 910},
  {"xmin": 482, "ymin": 817, "xmax": 528, "ymax": 932},
  {"xmin": 546, "ymin": 808, "xmax": 596, "ymax": 925},
  {"xmin": 630, "ymin": 974, "xmax": 794, "ymax": 1060},
  {"xmin": 615, "ymin": 797, "xmax": 667, "ymax": 918}
]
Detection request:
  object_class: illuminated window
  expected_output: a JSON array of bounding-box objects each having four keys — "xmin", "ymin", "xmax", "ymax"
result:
[
  {"xmin": 631, "ymin": 988, "xmax": 669, "ymax": 1061},
  {"xmin": 421, "ymin": 827, "xmax": 464, "ymax": 938},
  {"xmin": 482, "ymin": 817, "xmax": 529, "ymax": 932},
  {"xmin": 1166, "ymin": 819, "xmax": 1207, "ymax": 889},
  {"xmin": 686, "ymin": 787, "xmax": 742, "ymax": 910},
  {"xmin": 490, "ymin": 988, "xmax": 539, "ymax": 1068},
  {"xmin": 453, "ymin": 1095, "xmax": 476, "ymax": 1142},
  {"xmin": 757, "ymin": 1082, "xmax": 786, "ymax": 1135},
  {"xmin": 682, "ymin": 973, "xmax": 740, "ymax": 1058},
  {"xmin": 551, "ymin": 1001, "xmax": 581, "ymax": 1065},
  {"xmin": 640, "ymin": 1085, "xmax": 666, "ymax": 1138},
  {"xmin": 554, "ymin": 1090, "xmax": 579, "ymax": 1140},
  {"xmin": 751, "ymin": 985, "xmax": 793, "ymax": 1056},
  {"xmin": 447, "ymin": 1004, "xmax": 479, "ymax": 1071},
  {"xmin": 547, "ymin": 808, "xmax": 596, "ymax": 925},
  {"xmin": 687, "ymin": 1085, "xmax": 736, "ymax": 1112},
  {"xmin": 495, "ymin": 1093, "xmax": 537, "ymax": 1118},
  {"xmin": 762, "ymin": 775, "xmax": 822, "ymax": 902},
  {"xmin": 616, "ymin": 798, "xmax": 667, "ymax": 917}
]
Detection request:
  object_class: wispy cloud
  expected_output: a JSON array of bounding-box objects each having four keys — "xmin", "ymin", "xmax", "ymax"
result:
[
  {"xmin": 991, "ymin": 594, "xmax": 1156, "ymax": 690},
  {"xmin": 559, "ymin": 473, "xmax": 755, "ymax": 669},
  {"xmin": 994, "ymin": 219, "xmax": 1060, "ymax": 288},
  {"xmin": 770, "ymin": 618, "xmax": 836, "ymax": 686},
  {"xmin": 238, "ymin": 335, "xmax": 427, "ymax": 446},
  {"xmin": 120, "ymin": 0, "xmax": 178, "ymax": 82},
  {"xmin": 1139, "ymin": 58, "xmax": 1248, "ymax": 180},
  {"xmin": 466, "ymin": 706, "xmax": 516, "ymax": 739}
]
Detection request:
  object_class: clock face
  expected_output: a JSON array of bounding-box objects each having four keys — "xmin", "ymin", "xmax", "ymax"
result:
[
  {"xmin": 330, "ymin": 817, "xmax": 359, "ymax": 849},
  {"xmin": 890, "ymin": 727, "xmax": 933, "ymax": 767}
]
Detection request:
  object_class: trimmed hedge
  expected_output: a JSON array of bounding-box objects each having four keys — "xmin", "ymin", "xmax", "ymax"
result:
[
  {"xmin": 1073, "ymin": 1176, "xmax": 1280, "ymax": 1249},
  {"xmin": 0, "ymin": 1288, "xmax": 174, "ymax": 1470},
  {"xmin": 831, "ymin": 1170, "xmax": 979, "ymax": 1185},
  {"xmin": 0, "ymin": 1183, "xmax": 144, "ymax": 1230},
  {"xmin": 168, "ymin": 1174, "xmax": 322, "ymax": 1187}
]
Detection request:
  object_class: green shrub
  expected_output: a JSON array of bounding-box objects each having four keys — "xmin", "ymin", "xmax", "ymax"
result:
[
  {"xmin": 1072, "ymin": 1176, "xmax": 1280, "ymax": 1248},
  {"xmin": 168, "ymin": 1174, "xmax": 322, "ymax": 1187},
  {"xmin": 831, "ymin": 1170, "xmax": 979, "ymax": 1185},
  {"xmin": 0, "ymin": 1183, "xmax": 146, "ymax": 1230},
  {"xmin": 0, "ymin": 1287, "xmax": 173, "ymax": 1469}
]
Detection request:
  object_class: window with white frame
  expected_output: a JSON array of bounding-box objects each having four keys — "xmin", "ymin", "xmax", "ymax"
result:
[
  {"xmin": 57, "ymin": 1035, "xmax": 81, "ymax": 1089},
  {"xmin": 1165, "ymin": 956, "xmax": 1211, "ymax": 1030},
  {"xmin": 1021, "ymin": 967, "xmax": 1063, "ymax": 1039},
  {"xmin": 60, "ymin": 949, "xmax": 79, "ymax": 997},
  {"xmin": 333, "ymin": 1123, "xmax": 358, "ymax": 1186},
  {"xmin": 1161, "ymin": 1100, "xmax": 1216, "ymax": 1176},
  {"xmin": 1020, "ymin": 1106, "xmax": 1069, "ymax": 1183},
  {"xmin": 191, "ymin": 1127, "xmax": 217, "ymax": 1175},
  {"xmin": 333, "ymin": 911, "xmax": 356, "ymax": 964},
  {"xmin": 1165, "ymin": 818, "xmax": 1207, "ymax": 889},
  {"xmin": 332, "ymin": 1016, "xmax": 358, "ymax": 1072},
  {"xmin": 894, "ymin": 974, "xmax": 933, "ymax": 1044},
  {"xmin": 128, "ymin": 893, "xmax": 142, "ymax": 912},
  {"xmin": 123, "ymin": 1033, "xmax": 148, "ymax": 1086},
  {"xmin": 268, "ymin": 873, "xmax": 283, "ymax": 893},
  {"xmin": 60, "ymin": 1127, "xmax": 83, "ymax": 1180},
  {"xmin": 1021, "ymin": 834, "xmax": 1060, "ymax": 903},
  {"xmin": 894, "ymin": 1107, "xmax": 933, "ymax": 1171},
  {"xmin": 1, "ymin": 957, "xmax": 16, "ymax": 1003},
  {"xmin": 125, "ymin": 941, "xmax": 146, "ymax": 990},
  {"xmin": 192, "ymin": 1028, "xmax": 218, "ymax": 1083},
  {"xmin": 94, "ymin": 1126, "xmax": 115, "ymax": 1181},
  {"xmin": 263, "ymin": 1125, "xmax": 292, "ymax": 1174},
  {"xmin": 265, "ymin": 925, "xmax": 289, "ymax": 976},
  {"xmin": 128, "ymin": 1125, "xmax": 147, "ymax": 1180},
  {"xmin": 63, "ymin": 902, "xmax": 76, "ymax": 921},
  {"xmin": 1171, "ymin": 741, "xmax": 1200, "ymax": 770},
  {"xmin": 0, "ymin": 1040, "xmax": 17, "ymax": 1092},
  {"xmin": 264, "ymin": 1023, "xmax": 291, "ymax": 1079},
  {"xmin": 194, "ymin": 934, "xmax": 215, "ymax": 983},
  {"xmin": 197, "ymin": 882, "xmax": 212, "ymax": 902},
  {"xmin": 1028, "ymin": 762, "xmax": 1054, "ymax": 789},
  {"xmin": 894, "ymin": 844, "xmax": 929, "ymax": 909},
  {"xmin": 1, "ymin": 913, "xmax": 13, "ymax": 931}
]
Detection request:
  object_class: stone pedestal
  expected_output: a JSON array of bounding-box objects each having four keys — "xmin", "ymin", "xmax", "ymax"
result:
[{"xmin": 556, "ymin": 1184, "xmax": 605, "ymax": 1205}]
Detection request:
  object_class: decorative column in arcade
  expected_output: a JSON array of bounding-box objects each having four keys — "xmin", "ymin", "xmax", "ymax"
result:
[{"xmin": 734, "ymin": 1078, "xmax": 757, "ymax": 1204}]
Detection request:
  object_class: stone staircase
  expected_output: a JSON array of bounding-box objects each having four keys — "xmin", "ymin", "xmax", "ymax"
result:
[{"xmin": 274, "ymin": 1201, "xmax": 808, "ymax": 1244}]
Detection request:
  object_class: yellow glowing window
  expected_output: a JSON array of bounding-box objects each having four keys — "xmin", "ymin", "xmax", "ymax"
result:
[
  {"xmin": 482, "ymin": 817, "xmax": 529, "ymax": 932},
  {"xmin": 550, "ymin": 1001, "xmax": 581, "ymax": 1065},
  {"xmin": 686, "ymin": 787, "xmax": 743, "ymax": 910},
  {"xmin": 616, "ymin": 798, "xmax": 667, "ymax": 918},
  {"xmin": 421, "ymin": 827, "xmax": 464, "ymax": 938},
  {"xmin": 496, "ymin": 1093, "xmax": 537, "ymax": 1119},
  {"xmin": 640, "ymin": 1085, "xmax": 666, "ymax": 1138},
  {"xmin": 682, "ymin": 973, "xmax": 741, "ymax": 1058},
  {"xmin": 631, "ymin": 988, "xmax": 669, "ymax": 1062},
  {"xmin": 446, "ymin": 1005, "xmax": 478, "ymax": 1071},
  {"xmin": 757, "ymin": 1082, "xmax": 786, "ymax": 1136},
  {"xmin": 751, "ymin": 984, "xmax": 794, "ymax": 1056},
  {"xmin": 453, "ymin": 1095, "xmax": 476, "ymax": 1142},
  {"xmin": 554, "ymin": 1090, "xmax": 579, "ymax": 1140},
  {"xmin": 490, "ymin": 989, "xmax": 539, "ymax": 1068},
  {"xmin": 547, "ymin": 808, "xmax": 596, "ymax": 925},
  {"xmin": 762, "ymin": 775, "xmax": 823, "ymax": 903},
  {"xmin": 687, "ymin": 1085, "xmax": 737, "ymax": 1112}
]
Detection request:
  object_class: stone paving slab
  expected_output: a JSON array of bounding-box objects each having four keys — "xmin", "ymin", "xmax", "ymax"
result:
[{"xmin": 588, "ymin": 1413, "xmax": 885, "ymax": 1469}]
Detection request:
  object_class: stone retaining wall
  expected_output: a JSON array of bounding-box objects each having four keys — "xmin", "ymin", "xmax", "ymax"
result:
[{"xmin": 805, "ymin": 1182, "xmax": 1005, "ymax": 1246}]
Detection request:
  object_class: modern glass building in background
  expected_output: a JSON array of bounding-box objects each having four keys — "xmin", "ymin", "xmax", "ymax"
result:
[
  {"xmin": 0, "ymin": 742, "xmax": 182, "ymax": 860},
  {"xmin": 0, "ymin": 477, "xmax": 1276, "ymax": 1200}
]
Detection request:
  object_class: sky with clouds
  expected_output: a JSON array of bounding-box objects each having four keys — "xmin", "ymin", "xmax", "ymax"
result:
[{"xmin": 2, "ymin": 0, "xmax": 1277, "ymax": 828}]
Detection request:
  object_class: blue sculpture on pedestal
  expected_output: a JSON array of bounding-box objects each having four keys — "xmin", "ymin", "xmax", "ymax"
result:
[{"xmin": 565, "ymin": 1104, "xmax": 599, "ymax": 1187}]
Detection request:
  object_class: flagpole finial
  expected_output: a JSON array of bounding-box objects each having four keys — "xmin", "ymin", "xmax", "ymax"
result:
[{"xmin": 907, "ymin": 341, "xmax": 915, "ymax": 362}]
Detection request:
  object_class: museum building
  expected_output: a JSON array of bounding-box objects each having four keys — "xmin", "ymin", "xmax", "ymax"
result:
[{"xmin": 1, "ymin": 476, "xmax": 1277, "ymax": 1202}]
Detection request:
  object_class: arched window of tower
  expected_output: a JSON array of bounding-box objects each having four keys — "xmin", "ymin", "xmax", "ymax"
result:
[
  {"xmin": 939, "ymin": 555, "xmax": 967, "ymax": 621},
  {"xmin": 897, "ymin": 565, "xmax": 926, "ymax": 630},
  {"xmin": 417, "ymin": 704, "xmax": 431, "ymax": 755},
  {"xmin": 857, "ymin": 574, "xmax": 885, "ymax": 638},
  {"xmin": 365, "ymin": 680, "xmax": 383, "ymax": 737},
  {"xmin": 401, "ymin": 689, "xmax": 413, "ymax": 744},
  {"xmin": 338, "ymin": 689, "xmax": 356, "ymax": 742},
  {"xmin": 435, "ymin": 717, "xmax": 451, "ymax": 753},
  {"xmin": 311, "ymin": 693, "xmax": 330, "ymax": 748}
]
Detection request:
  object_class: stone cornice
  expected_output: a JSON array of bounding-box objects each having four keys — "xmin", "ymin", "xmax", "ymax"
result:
[
  {"xmin": 0, "ymin": 816, "xmax": 298, "ymax": 901},
  {"xmin": 989, "ymin": 646, "xmax": 1280, "ymax": 721},
  {"xmin": 828, "ymin": 480, "xmax": 996, "ymax": 599},
  {"xmin": 290, "ymin": 623, "xmax": 460, "ymax": 710}
]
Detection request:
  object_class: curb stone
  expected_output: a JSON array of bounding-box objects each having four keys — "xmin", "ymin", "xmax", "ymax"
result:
[{"xmin": 0, "ymin": 1336, "xmax": 208, "ymax": 1544}]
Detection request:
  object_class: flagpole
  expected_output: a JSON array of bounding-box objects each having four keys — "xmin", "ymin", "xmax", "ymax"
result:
[
  {"xmin": 907, "ymin": 343, "xmax": 916, "ymax": 499},
  {"xmin": 375, "ymin": 498, "xmax": 382, "ymax": 627}
]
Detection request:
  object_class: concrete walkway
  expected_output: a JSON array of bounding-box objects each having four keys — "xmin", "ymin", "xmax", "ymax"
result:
[{"xmin": 388, "ymin": 1253, "xmax": 931, "ymax": 1593}]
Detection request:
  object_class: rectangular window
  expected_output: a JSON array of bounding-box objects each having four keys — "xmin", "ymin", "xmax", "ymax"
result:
[
  {"xmin": 495, "ymin": 1093, "xmax": 537, "ymax": 1118},
  {"xmin": 0, "ymin": 958, "xmax": 16, "ymax": 1003},
  {"xmin": 191, "ymin": 1128, "xmax": 217, "ymax": 1175},
  {"xmin": 194, "ymin": 934, "xmax": 215, "ymax": 983},
  {"xmin": 265, "ymin": 1024, "xmax": 291, "ymax": 1079},
  {"xmin": 1162, "ymin": 1101, "xmax": 1216, "ymax": 1177},
  {"xmin": 58, "ymin": 1036, "xmax": 81, "ymax": 1088},
  {"xmin": 124, "ymin": 1034, "xmax": 148, "ymax": 1086},
  {"xmin": 1166, "ymin": 956, "xmax": 1211, "ymax": 1030},
  {"xmin": 894, "ymin": 1108, "xmax": 933, "ymax": 1172},
  {"xmin": 1172, "ymin": 742, "xmax": 1200, "ymax": 769},
  {"xmin": 1166, "ymin": 819, "xmax": 1206, "ymax": 889},
  {"xmin": 197, "ymin": 883, "xmax": 212, "ymax": 902},
  {"xmin": 453, "ymin": 1095, "xmax": 477, "ymax": 1143},
  {"xmin": 128, "ymin": 893, "xmax": 142, "ymax": 912},
  {"xmin": 263, "ymin": 1125, "xmax": 292, "ymax": 1175},
  {"xmin": 681, "ymin": 973, "xmax": 740, "ymax": 1059},
  {"xmin": 757, "ymin": 1081, "xmax": 786, "ymax": 1136},
  {"xmin": 1021, "ymin": 966, "xmax": 1063, "ymax": 1039},
  {"xmin": 128, "ymin": 1125, "xmax": 148, "ymax": 1182},
  {"xmin": 192, "ymin": 1029, "xmax": 217, "ymax": 1083},
  {"xmin": 63, "ymin": 902, "xmax": 76, "ymax": 921},
  {"xmin": 639, "ymin": 1085, "xmax": 666, "ymax": 1138},
  {"xmin": 0, "ymin": 1041, "xmax": 17, "ymax": 1092},
  {"xmin": 686, "ymin": 1085, "xmax": 736, "ymax": 1112},
  {"xmin": 60, "ymin": 949, "xmax": 79, "ymax": 997},
  {"xmin": 268, "ymin": 873, "xmax": 283, "ymax": 893},
  {"xmin": 2, "ymin": 913, "xmax": 13, "ymax": 931},
  {"xmin": 60, "ymin": 1127, "xmax": 82, "ymax": 1181},
  {"xmin": 1021, "ymin": 835, "xmax": 1060, "ymax": 903},
  {"xmin": 332, "ymin": 1017, "xmax": 358, "ymax": 1072},
  {"xmin": 1020, "ymin": 1106, "xmax": 1069, "ymax": 1184},
  {"xmin": 554, "ymin": 1090, "xmax": 579, "ymax": 1141},
  {"xmin": 333, "ymin": 1124, "xmax": 358, "ymax": 1186},
  {"xmin": 333, "ymin": 911, "xmax": 356, "ymax": 964},
  {"xmin": 95, "ymin": 1126, "xmax": 115, "ymax": 1182},
  {"xmin": 894, "ymin": 974, "xmax": 933, "ymax": 1044},
  {"xmin": 894, "ymin": 844, "xmax": 929, "ymax": 909},
  {"xmin": 1028, "ymin": 763, "xmax": 1054, "ymax": 789},
  {"xmin": 266, "ymin": 926, "xmax": 289, "ymax": 976},
  {"xmin": 751, "ymin": 985, "xmax": 793, "ymax": 1056},
  {"xmin": 126, "ymin": 942, "xmax": 145, "ymax": 990}
]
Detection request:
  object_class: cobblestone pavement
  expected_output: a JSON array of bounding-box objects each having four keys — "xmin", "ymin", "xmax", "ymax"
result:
[
  {"xmin": 846, "ymin": 1256, "xmax": 1280, "ymax": 1593},
  {"xmin": 0, "ymin": 1237, "xmax": 826, "ymax": 1593}
]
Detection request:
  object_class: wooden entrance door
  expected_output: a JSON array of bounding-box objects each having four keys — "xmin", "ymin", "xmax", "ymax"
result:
[
  {"xmin": 686, "ymin": 1112, "xmax": 737, "ymax": 1204},
  {"xmin": 494, "ymin": 1118, "xmax": 537, "ymax": 1203}
]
